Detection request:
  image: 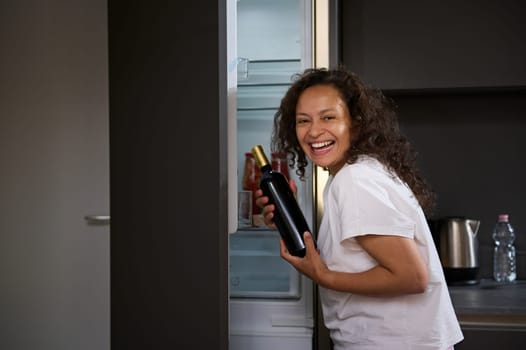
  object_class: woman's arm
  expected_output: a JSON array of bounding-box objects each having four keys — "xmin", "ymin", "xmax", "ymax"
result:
[{"xmin": 281, "ymin": 232, "xmax": 429, "ymax": 296}]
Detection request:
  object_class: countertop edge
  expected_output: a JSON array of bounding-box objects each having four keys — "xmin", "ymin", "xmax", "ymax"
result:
[{"xmin": 457, "ymin": 314, "xmax": 526, "ymax": 330}]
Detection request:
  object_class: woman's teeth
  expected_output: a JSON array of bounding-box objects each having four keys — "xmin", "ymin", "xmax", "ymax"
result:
[{"xmin": 311, "ymin": 141, "xmax": 333, "ymax": 150}]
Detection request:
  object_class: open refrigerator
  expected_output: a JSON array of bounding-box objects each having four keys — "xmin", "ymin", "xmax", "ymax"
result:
[{"xmin": 226, "ymin": 1, "xmax": 332, "ymax": 349}]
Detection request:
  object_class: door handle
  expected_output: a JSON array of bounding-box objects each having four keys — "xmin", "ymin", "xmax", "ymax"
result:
[{"xmin": 84, "ymin": 215, "xmax": 110, "ymax": 225}]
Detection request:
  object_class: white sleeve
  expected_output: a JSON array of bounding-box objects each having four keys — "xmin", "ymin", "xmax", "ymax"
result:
[{"xmin": 332, "ymin": 174, "xmax": 415, "ymax": 243}]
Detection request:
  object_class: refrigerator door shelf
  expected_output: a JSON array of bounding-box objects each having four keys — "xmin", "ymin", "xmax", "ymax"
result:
[
  {"xmin": 230, "ymin": 230, "xmax": 301, "ymax": 299},
  {"xmin": 237, "ymin": 59, "xmax": 301, "ymax": 86}
]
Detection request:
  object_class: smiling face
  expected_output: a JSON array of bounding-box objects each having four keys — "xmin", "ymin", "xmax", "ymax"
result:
[{"xmin": 295, "ymin": 84, "xmax": 352, "ymax": 175}]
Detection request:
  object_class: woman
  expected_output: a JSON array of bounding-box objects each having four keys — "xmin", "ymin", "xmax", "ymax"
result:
[{"xmin": 255, "ymin": 67, "xmax": 463, "ymax": 349}]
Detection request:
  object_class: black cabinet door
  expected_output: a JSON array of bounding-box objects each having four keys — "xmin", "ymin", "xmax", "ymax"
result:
[
  {"xmin": 341, "ymin": 0, "xmax": 526, "ymax": 90},
  {"xmin": 456, "ymin": 328, "xmax": 526, "ymax": 349},
  {"xmin": 109, "ymin": 1, "xmax": 229, "ymax": 349}
]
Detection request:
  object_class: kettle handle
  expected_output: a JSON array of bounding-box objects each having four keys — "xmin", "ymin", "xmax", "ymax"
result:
[{"xmin": 468, "ymin": 220, "xmax": 480, "ymax": 236}]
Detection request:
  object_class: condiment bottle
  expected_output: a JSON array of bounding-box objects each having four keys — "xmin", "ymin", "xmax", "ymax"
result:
[
  {"xmin": 241, "ymin": 152, "xmax": 261, "ymax": 218},
  {"xmin": 271, "ymin": 152, "xmax": 290, "ymax": 180}
]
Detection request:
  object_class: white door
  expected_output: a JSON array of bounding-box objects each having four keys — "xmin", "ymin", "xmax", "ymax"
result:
[{"xmin": 0, "ymin": 1, "xmax": 109, "ymax": 349}]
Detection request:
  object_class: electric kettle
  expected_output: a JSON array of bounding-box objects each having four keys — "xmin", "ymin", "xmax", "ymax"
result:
[{"xmin": 430, "ymin": 217, "xmax": 480, "ymax": 286}]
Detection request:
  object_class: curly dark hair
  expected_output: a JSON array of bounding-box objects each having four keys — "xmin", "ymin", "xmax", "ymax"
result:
[{"xmin": 271, "ymin": 66, "xmax": 435, "ymax": 213}]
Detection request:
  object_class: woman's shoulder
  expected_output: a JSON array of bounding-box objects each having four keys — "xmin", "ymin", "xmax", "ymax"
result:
[
  {"xmin": 338, "ymin": 156, "xmax": 387, "ymax": 179},
  {"xmin": 330, "ymin": 157, "xmax": 399, "ymax": 195}
]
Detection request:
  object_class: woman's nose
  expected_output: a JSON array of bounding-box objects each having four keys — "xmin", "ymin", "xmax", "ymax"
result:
[{"xmin": 307, "ymin": 120, "xmax": 324, "ymax": 137}]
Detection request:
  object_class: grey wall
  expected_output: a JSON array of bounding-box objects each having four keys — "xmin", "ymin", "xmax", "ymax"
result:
[{"xmin": 341, "ymin": 0, "xmax": 526, "ymax": 280}]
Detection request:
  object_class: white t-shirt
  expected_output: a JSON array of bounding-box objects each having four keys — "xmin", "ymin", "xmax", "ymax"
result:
[{"xmin": 317, "ymin": 157, "xmax": 463, "ymax": 350}]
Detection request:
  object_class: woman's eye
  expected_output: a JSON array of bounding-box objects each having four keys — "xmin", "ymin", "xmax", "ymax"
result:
[
  {"xmin": 322, "ymin": 115, "xmax": 335, "ymax": 120},
  {"xmin": 296, "ymin": 119, "xmax": 309, "ymax": 124}
]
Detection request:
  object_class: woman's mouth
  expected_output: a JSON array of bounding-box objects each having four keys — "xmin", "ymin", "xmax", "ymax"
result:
[
  {"xmin": 311, "ymin": 140, "xmax": 334, "ymax": 151},
  {"xmin": 309, "ymin": 140, "xmax": 335, "ymax": 155}
]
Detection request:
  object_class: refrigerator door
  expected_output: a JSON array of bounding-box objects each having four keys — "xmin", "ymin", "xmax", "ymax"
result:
[
  {"xmin": 228, "ymin": 1, "xmax": 315, "ymax": 349},
  {"xmin": 231, "ymin": 0, "xmax": 312, "ymax": 300}
]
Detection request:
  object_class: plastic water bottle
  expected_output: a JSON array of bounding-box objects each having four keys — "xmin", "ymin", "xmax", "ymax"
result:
[{"xmin": 492, "ymin": 214, "xmax": 517, "ymax": 283}]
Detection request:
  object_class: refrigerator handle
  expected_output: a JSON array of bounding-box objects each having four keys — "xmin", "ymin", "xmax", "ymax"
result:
[{"xmin": 84, "ymin": 215, "xmax": 110, "ymax": 225}]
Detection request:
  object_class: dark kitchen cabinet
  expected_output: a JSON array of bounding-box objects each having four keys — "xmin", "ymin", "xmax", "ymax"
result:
[
  {"xmin": 449, "ymin": 281, "xmax": 526, "ymax": 349},
  {"xmin": 391, "ymin": 92, "xmax": 526, "ymax": 281},
  {"xmin": 339, "ymin": 0, "xmax": 526, "ymax": 282},
  {"xmin": 456, "ymin": 329, "xmax": 526, "ymax": 349},
  {"xmin": 341, "ymin": 0, "xmax": 526, "ymax": 91}
]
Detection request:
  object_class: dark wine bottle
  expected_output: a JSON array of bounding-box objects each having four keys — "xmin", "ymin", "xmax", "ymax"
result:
[{"xmin": 252, "ymin": 145, "xmax": 312, "ymax": 257}]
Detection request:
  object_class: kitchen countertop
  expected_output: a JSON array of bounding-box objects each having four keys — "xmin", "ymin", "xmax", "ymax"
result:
[{"xmin": 448, "ymin": 279, "xmax": 526, "ymax": 329}]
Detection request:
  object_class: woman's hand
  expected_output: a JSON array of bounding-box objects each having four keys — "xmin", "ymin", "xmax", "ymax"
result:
[
  {"xmin": 254, "ymin": 178, "xmax": 297, "ymax": 229},
  {"xmin": 280, "ymin": 231, "xmax": 328, "ymax": 284}
]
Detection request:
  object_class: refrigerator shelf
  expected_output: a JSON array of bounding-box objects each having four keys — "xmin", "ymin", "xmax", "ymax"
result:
[
  {"xmin": 230, "ymin": 227, "xmax": 301, "ymax": 299},
  {"xmin": 230, "ymin": 249, "xmax": 279, "ymax": 257},
  {"xmin": 235, "ymin": 227, "xmax": 279, "ymax": 234},
  {"xmin": 230, "ymin": 230, "xmax": 280, "ymax": 252},
  {"xmin": 237, "ymin": 109, "xmax": 277, "ymax": 121},
  {"xmin": 229, "ymin": 255, "xmax": 301, "ymax": 299},
  {"xmin": 237, "ymin": 58, "xmax": 301, "ymax": 111},
  {"xmin": 239, "ymin": 58, "xmax": 301, "ymax": 85},
  {"xmin": 238, "ymin": 78, "xmax": 293, "ymax": 87},
  {"xmin": 237, "ymin": 84, "xmax": 289, "ymax": 110}
]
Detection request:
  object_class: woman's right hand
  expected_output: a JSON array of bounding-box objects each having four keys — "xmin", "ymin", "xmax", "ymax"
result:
[{"xmin": 254, "ymin": 178, "xmax": 297, "ymax": 229}]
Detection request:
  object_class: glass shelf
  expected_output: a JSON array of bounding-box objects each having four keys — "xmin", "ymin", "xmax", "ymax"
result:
[
  {"xmin": 236, "ymin": 59, "xmax": 301, "ymax": 111},
  {"xmin": 237, "ymin": 84, "xmax": 289, "ymax": 110},
  {"xmin": 229, "ymin": 229, "xmax": 301, "ymax": 299},
  {"xmin": 237, "ymin": 109, "xmax": 276, "ymax": 122},
  {"xmin": 238, "ymin": 59, "xmax": 301, "ymax": 85}
]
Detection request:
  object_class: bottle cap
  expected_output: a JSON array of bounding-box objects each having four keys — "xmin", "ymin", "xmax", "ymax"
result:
[
  {"xmin": 252, "ymin": 145, "xmax": 270, "ymax": 167},
  {"xmin": 498, "ymin": 214, "xmax": 509, "ymax": 222}
]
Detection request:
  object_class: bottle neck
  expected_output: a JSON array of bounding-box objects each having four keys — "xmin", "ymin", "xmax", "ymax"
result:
[{"xmin": 260, "ymin": 164, "xmax": 272, "ymax": 173}]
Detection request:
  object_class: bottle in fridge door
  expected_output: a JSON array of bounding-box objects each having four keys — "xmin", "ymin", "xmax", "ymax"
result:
[{"xmin": 241, "ymin": 152, "xmax": 261, "ymax": 224}]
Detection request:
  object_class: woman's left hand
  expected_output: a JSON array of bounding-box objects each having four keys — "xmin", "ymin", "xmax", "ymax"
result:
[{"xmin": 279, "ymin": 231, "xmax": 328, "ymax": 284}]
